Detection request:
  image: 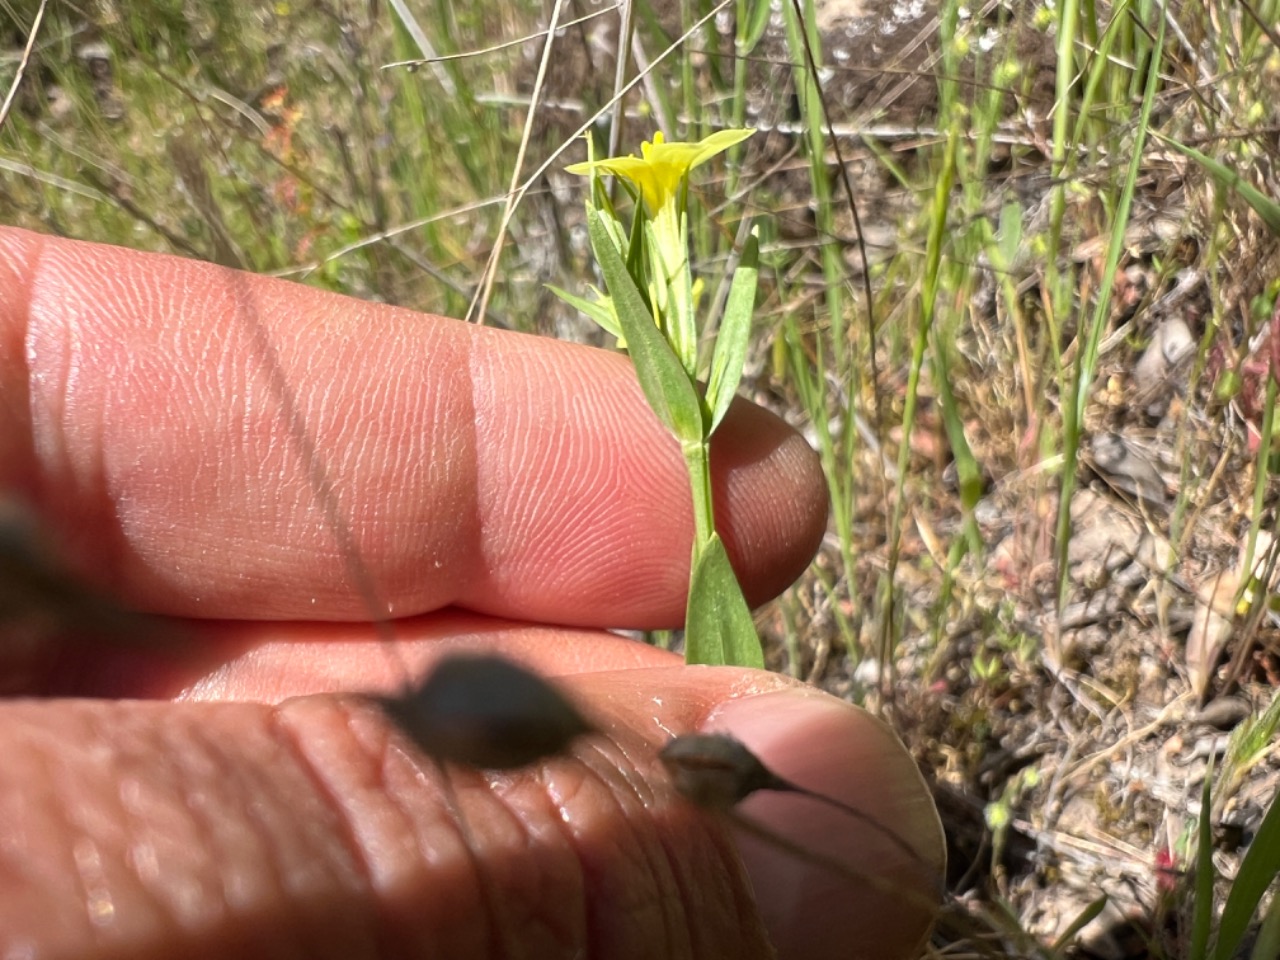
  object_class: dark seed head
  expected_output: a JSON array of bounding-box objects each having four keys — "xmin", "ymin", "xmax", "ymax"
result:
[
  {"xmin": 664, "ymin": 733, "xmax": 937, "ymax": 887},
  {"xmin": 377, "ymin": 654, "xmax": 594, "ymax": 770},
  {"xmin": 658, "ymin": 733, "xmax": 785, "ymax": 810}
]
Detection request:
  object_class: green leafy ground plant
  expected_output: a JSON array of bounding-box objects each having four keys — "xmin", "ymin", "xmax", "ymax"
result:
[{"xmin": 556, "ymin": 130, "xmax": 763, "ymax": 667}]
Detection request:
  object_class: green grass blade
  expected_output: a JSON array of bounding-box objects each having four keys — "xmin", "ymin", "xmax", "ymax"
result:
[
  {"xmin": 928, "ymin": 130, "xmax": 983, "ymax": 559},
  {"xmin": 1214, "ymin": 702, "xmax": 1280, "ymax": 960},
  {"xmin": 706, "ymin": 228, "xmax": 759, "ymax": 434},
  {"xmin": 1055, "ymin": 12, "xmax": 1165, "ymax": 610},
  {"xmin": 1190, "ymin": 762, "xmax": 1216, "ymax": 960},
  {"xmin": 885, "ymin": 118, "xmax": 960, "ymax": 647},
  {"xmin": 1050, "ymin": 895, "xmax": 1109, "ymax": 957},
  {"xmin": 1249, "ymin": 886, "xmax": 1280, "ymax": 960},
  {"xmin": 1156, "ymin": 134, "xmax": 1280, "ymax": 237}
]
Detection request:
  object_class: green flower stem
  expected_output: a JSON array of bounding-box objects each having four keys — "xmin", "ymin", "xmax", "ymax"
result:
[{"xmin": 682, "ymin": 437, "xmax": 715, "ymax": 554}]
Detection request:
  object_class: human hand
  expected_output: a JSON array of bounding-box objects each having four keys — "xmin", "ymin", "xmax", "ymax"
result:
[{"xmin": 0, "ymin": 227, "xmax": 943, "ymax": 960}]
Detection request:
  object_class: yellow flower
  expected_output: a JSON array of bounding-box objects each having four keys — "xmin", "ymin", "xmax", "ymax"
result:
[
  {"xmin": 566, "ymin": 128, "xmax": 754, "ymax": 371},
  {"xmin": 566, "ymin": 129, "xmax": 754, "ymax": 215}
]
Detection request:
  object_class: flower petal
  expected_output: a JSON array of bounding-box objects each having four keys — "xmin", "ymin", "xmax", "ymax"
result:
[
  {"xmin": 566, "ymin": 129, "xmax": 756, "ymax": 216},
  {"xmin": 687, "ymin": 128, "xmax": 755, "ymax": 170}
]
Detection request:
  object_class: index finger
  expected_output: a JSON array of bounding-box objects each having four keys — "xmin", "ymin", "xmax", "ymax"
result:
[{"xmin": 0, "ymin": 228, "xmax": 826, "ymax": 628}]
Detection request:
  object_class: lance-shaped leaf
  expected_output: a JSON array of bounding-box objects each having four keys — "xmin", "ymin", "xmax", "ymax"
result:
[
  {"xmin": 706, "ymin": 227, "xmax": 759, "ymax": 434},
  {"xmin": 546, "ymin": 284, "xmax": 622, "ymax": 340},
  {"xmin": 685, "ymin": 533, "xmax": 764, "ymax": 667},
  {"xmin": 1156, "ymin": 133, "xmax": 1280, "ymax": 236},
  {"xmin": 587, "ymin": 203, "xmax": 704, "ymax": 444}
]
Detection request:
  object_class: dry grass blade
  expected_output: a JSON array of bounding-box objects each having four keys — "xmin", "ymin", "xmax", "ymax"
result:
[
  {"xmin": 382, "ymin": 5, "xmax": 622, "ymax": 69},
  {"xmin": 0, "ymin": 0, "xmax": 45, "ymax": 135},
  {"xmin": 466, "ymin": 0, "xmax": 568, "ymax": 325}
]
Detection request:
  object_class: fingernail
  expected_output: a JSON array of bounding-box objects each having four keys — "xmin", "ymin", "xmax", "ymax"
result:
[{"xmin": 706, "ymin": 689, "xmax": 944, "ymax": 960}]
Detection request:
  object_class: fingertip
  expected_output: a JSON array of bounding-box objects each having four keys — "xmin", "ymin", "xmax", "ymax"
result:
[
  {"xmin": 706, "ymin": 690, "xmax": 944, "ymax": 960},
  {"xmin": 711, "ymin": 398, "xmax": 829, "ymax": 606},
  {"xmin": 459, "ymin": 330, "xmax": 828, "ymax": 628}
]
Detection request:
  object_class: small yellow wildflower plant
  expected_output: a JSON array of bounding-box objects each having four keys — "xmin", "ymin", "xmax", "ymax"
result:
[{"xmin": 554, "ymin": 128, "xmax": 763, "ymax": 667}]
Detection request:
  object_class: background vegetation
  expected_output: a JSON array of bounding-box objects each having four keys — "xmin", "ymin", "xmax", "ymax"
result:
[{"xmin": 5, "ymin": 0, "xmax": 1280, "ymax": 953}]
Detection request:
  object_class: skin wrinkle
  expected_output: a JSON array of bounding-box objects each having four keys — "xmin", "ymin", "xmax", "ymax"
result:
[
  {"xmin": 222, "ymin": 271, "xmax": 375, "ymax": 617},
  {"xmin": 149, "ymin": 712, "xmax": 247, "ymax": 936},
  {"xmin": 407, "ymin": 775, "xmax": 505, "ymax": 960},
  {"xmin": 560, "ymin": 734, "xmax": 724, "ymax": 960},
  {"xmin": 34, "ymin": 249, "xmax": 207, "ymax": 601},
  {"xmin": 515, "ymin": 769, "xmax": 591, "ymax": 954},
  {"xmin": 238, "ymin": 708, "xmax": 363, "ymax": 956},
  {"xmin": 24, "ymin": 246, "xmax": 488, "ymax": 619},
  {"xmin": 384, "ymin": 711, "xmax": 696, "ymax": 960},
  {"xmin": 552, "ymin": 743, "xmax": 672, "ymax": 959},
  {"xmin": 182, "ymin": 704, "xmax": 375, "ymax": 958},
  {"xmin": 423, "ymin": 766, "xmax": 520, "ymax": 960},
  {"xmin": 26, "ymin": 258, "xmax": 78, "ymax": 502},
  {"xmin": 18, "ymin": 709, "xmax": 103, "ymax": 950},
  {"xmin": 209, "ymin": 705, "xmax": 379, "ymax": 960},
  {"xmin": 605, "ymin": 729, "xmax": 769, "ymax": 960},
  {"xmin": 511, "ymin": 443, "xmax": 606, "ymax": 602},
  {"xmin": 595, "ymin": 749, "xmax": 695, "ymax": 960},
  {"xmin": 29, "ymin": 707, "xmax": 184, "ymax": 951},
  {"xmin": 463, "ymin": 316, "xmax": 496, "ymax": 624},
  {"xmin": 163, "ymin": 713, "xmax": 268, "ymax": 924},
  {"xmin": 447, "ymin": 769, "xmax": 574, "ymax": 960},
  {"xmin": 568, "ymin": 377, "xmax": 687, "ymax": 608},
  {"xmin": 654, "ymin": 808, "xmax": 737, "ymax": 960},
  {"xmin": 462, "ymin": 325, "xmax": 695, "ymax": 627},
  {"xmin": 278, "ymin": 697, "xmax": 496, "ymax": 959},
  {"xmin": 106, "ymin": 707, "xmax": 225, "ymax": 944},
  {"xmin": 115, "ymin": 768, "xmax": 215, "ymax": 933},
  {"xmin": 478, "ymin": 341, "xmax": 585, "ymax": 600}
]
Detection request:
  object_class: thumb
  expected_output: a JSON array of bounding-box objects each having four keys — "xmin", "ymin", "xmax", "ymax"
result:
[
  {"xmin": 705, "ymin": 689, "xmax": 944, "ymax": 960},
  {"xmin": 1, "ymin": 669, "xmax": 940, "ymax": 960}
]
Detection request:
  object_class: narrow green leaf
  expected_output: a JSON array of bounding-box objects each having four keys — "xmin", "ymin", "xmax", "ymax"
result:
[
  {"xmin": 626, "ymin": 187, "xmax": 648, "ymax": 289},
  {"xmin": 591, "ymin": 170, "xmax": 622, "ymax": 227},
  {"xmin": 1249, "ymin": 885, "xmax": 1280, "ymax": 960},
  {"xmin": 587, "ymin": 204, "xmax": 703, "ymax": 443},
  {"xmin": 1049, "ymin": 896, "xmax": 1109, "ymax": 958},
  {"xmin": 546, "ymin": 284, "xmax": 622, "ymax": 340},
  {"xmin": 1055, "ymin": 13, "xmax": 1165, "ymax": 611},
  {"xmin": 674, "ymin": 206, "xmax": 697, "ymax": 377},
  {"xmin": 1190, "ymin": 762, "xmax": 1216, "ymax": 960},
  {"xmin": 600, "ymin": 204, "xmax": 634, "ymax": 272},
  {"xmin": 685, "ymin": 534, "xmax": 764, "ymax": 667},
  {"xmin": 706, "ymin": 228, "xmax": 759, "ymax": 433},
  {"xmin": 932, "ymin": 334, "xmax": 984, "ymax": 556},
  {"xmin": 1156, "ymin": 133, "xmax": 1280, "ymax": 237},
  {"xmin": 1213, "ymin": 737, "xmax": 1280, "ymax": 960},
  {"xmin": 742, "ymin": 0, "xmax": 773, "ymax": 53},
  {"xmin": 926, "ymin": 126, "xmax": 982, "ymax": 562}
]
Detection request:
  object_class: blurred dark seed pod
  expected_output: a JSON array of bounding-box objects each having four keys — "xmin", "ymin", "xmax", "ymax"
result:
[{"xmin": 377, "ymin": 653, "xmax": 594, "ymax": 770}]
